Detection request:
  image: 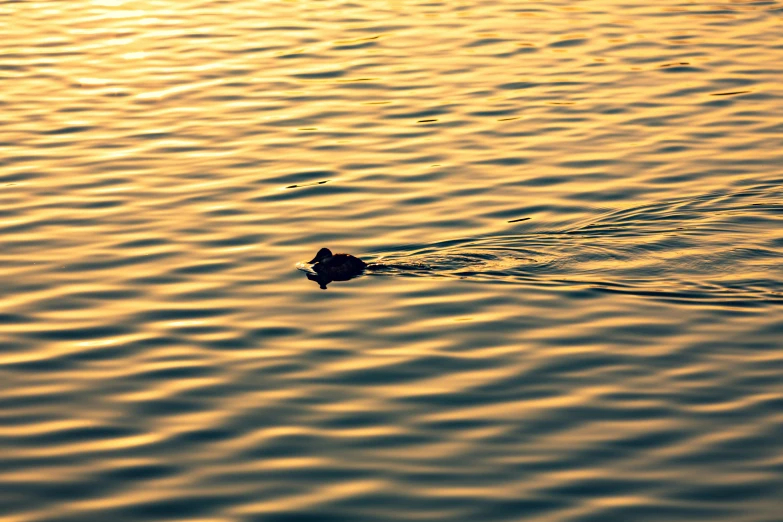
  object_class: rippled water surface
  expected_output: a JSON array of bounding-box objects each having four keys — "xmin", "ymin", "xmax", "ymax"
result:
[{"xmin": 2, "ymin": 1, "xmax": 783, "ymax": 520}]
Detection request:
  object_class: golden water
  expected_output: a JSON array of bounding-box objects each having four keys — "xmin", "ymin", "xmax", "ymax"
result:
[{"xmin": 1, "ymin": 1, "xmax": 782, "ymax": 520}]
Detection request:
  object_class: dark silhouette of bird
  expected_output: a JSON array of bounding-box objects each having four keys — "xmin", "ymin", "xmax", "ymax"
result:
[{"xmin": 301, "ymin": 247, "xmax": 369, "ymax": 289}]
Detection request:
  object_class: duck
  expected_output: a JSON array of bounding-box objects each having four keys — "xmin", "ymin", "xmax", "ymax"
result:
[{"xmin": 308, "ymin": 247, "xmax": 367, "ymax": 279}]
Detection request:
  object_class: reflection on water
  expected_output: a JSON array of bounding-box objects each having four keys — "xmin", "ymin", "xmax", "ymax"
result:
[{"xmin": 2, "ymin": 0, "xmax": 782, "ymax": 520}]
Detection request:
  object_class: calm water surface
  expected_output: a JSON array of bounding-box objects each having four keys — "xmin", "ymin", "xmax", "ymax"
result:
[{"xmin": 1, "ymin": 0, "xmax": 782, "ymax": 520}]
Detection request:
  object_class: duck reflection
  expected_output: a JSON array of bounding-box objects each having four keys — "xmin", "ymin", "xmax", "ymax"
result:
[{"xmin": 304, "ymin": 271, "xmax": 355, "ymax": 289}]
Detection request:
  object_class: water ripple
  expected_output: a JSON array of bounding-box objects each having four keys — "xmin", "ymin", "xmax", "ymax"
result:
[{"xmin": 1, "ymin": 0, "xmax": 782, "ymax": 520}]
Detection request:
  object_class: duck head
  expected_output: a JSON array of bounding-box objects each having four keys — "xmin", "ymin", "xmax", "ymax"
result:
[{"xmin": 309, "ymin": 247, "xmax": 333, "ymax": 264}]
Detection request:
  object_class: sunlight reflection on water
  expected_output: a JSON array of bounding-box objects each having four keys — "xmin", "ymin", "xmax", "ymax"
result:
[{"xmin": 1, "ymin": 0, "xmax": 782, "ymax": 520}]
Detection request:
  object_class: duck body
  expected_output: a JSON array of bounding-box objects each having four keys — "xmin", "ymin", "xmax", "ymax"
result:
[{"xmin": 308, "ymin": 247, "xmax": 367, "ymax": 280}]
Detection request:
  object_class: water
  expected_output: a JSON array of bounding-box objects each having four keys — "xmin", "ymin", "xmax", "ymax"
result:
[{"xmin": 1, "ymin": 0, "xmax": 782, "ymax": 520}]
